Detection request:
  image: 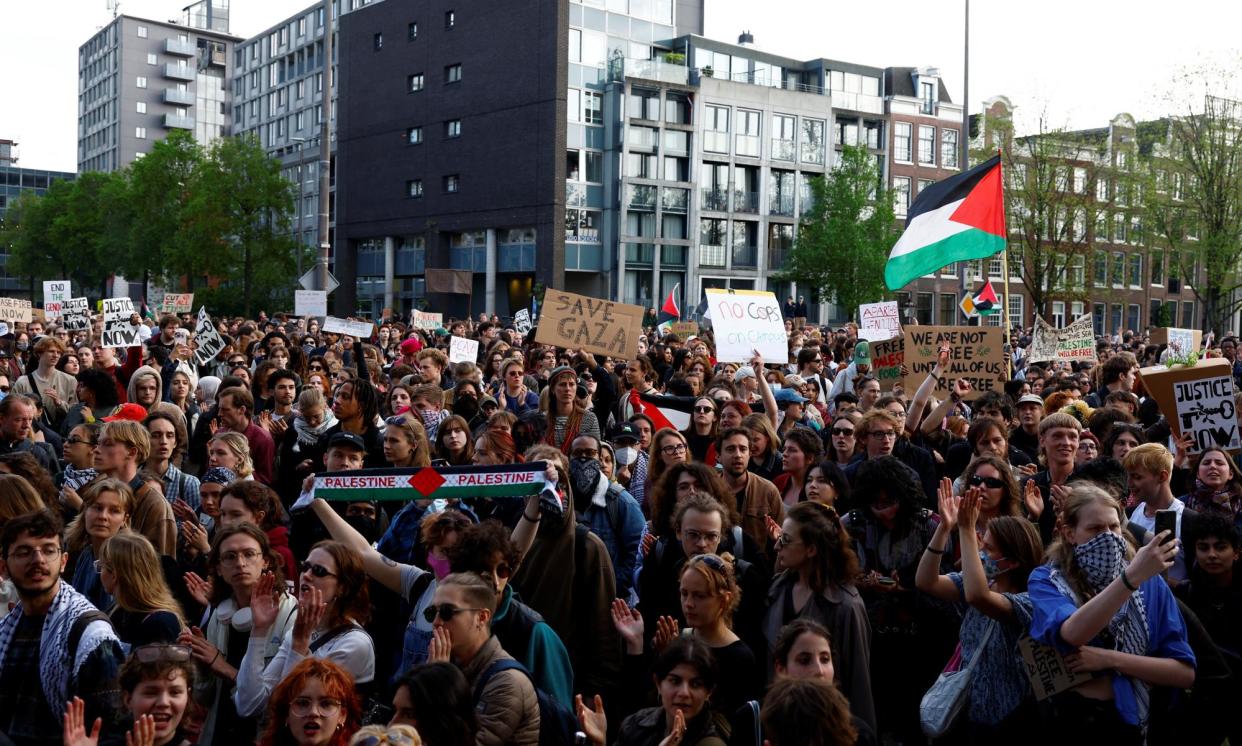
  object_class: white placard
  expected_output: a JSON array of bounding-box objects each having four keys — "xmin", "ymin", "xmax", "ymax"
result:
[
  {"xmin": 161, "ymin": 293, "xmax": 194, "ymax": 314},
  {"xmin": 411, "ymin": 310, "xmax": 443, "ymax": 331},
  {"xmin": 323, "ymin": 316, "xmax": 375, "ymax": 339},
  {"xmin": 514, "ymin": 308, "xmax": 532, "ymax": 335},
  {"xmin": 295, "ymin": 290, "xmax": 328, "ymax": 317},
  {"xmin": 448, "ymin": 336, "xmax": 480, "ymax": 364},
  {"xmin": 193, "ymin": 307, "xmax": 226, "ymax": 366},
  {"xmin": 62, "ymin": 297, "xmax": 91, "ymax": 332},
  {"xmin": 704, "ymin": 288, "xmax": 787, "ymax": 363},
  {"xmin": 1168, "ymin": 328, "xmax": 1195, "ymax": 356},
  {"xmin": 1173, "ymin": 373, "xmax": 1241, "ymax": 454},
  {"xmin": 858, "ymin": 301, "xmax": 900, "ymax": 341},
  {"xmin": 43, "ymin": 281, "xmax": 70, "ymax": 319},
  {"xmin": 101, "ymin": 297, "xmax": 140, "ymax": 348}
]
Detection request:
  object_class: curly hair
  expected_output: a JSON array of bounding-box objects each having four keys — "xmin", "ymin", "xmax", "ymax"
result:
[
  {"xmin": 786, "ymin": 502, "xmax": 860, "ymax": 592},
  {"xmin": 850, "ymin": 455, "xmax": 925, "ymax": 535},
  {"xmin": 446, "ymin": 519, "xmax": 521, "ymax": 580},
  {"xmin": 220, "ymin": 480, "xmax": 284, "ymax": 531},
  {"xmin": 260, "ymin": 658, "xmax": 361, "ymax": 746},
  {"xmin": 673, "ymin": 491, "xmax": 734, "ymax": 534},
  {"xmin": 680, "ymin": 552, "xmax": 741, "ymax": 627},
  {"xmin": 649, "ymin": 461, "xmax": 738, "ymax": 539},
  {"xmin": 762, "ymin": 677, "xmax": 857, "ymax": 746}
]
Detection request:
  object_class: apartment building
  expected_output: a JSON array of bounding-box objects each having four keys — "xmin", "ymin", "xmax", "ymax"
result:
[{"xmin": 0, "ymin": 141, "xmax": 76, "ymax": 296}]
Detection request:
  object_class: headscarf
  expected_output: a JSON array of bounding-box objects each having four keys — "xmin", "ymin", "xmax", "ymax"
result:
[{"xmin": 197, "ymin": 376, "xmax": 222, "ymax": 411}]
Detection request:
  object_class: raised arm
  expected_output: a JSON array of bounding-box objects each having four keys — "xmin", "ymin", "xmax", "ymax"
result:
[
  {"xmin": 914, "ymin": 478, "xmax": 961, "ymax": 601},
  {"xmin": 751, "ymin": 350, "xmax": 778, "ymax": 428},
  {"xmin": 957, "ymin": 490, "xmax": 1015, "ymax": 620},
  {"xmin": 1058, "ymin": 531, "xmax": 1178, "ymax": 647},
  {"xmin": 908, "ymin": 343, "xmax": 949, "ymax": 435},
  {"xmin": 309, "ymin": 496, "xmax": 405, "ymax": 593}
]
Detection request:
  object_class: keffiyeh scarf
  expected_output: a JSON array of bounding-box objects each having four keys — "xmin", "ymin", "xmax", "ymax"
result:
[{"xmin": 293, "ymin": 410, "xmax": 339, "ymax": 450}]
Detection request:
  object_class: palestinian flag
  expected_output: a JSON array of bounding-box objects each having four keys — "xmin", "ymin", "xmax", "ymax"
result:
[
  {"xmin": 657, "ymin": 284, "xmax": 681, "ymax": 335},
  {"xmin": 972, "ymin": 279, "xmax": 1000, "ymax": 315},
  {"xmin": 884, "ymin": 155, "xmax": 1007, "ymax": 291},
  {"xmin": 312, "ymin": 463, "xmax": 550, "ymax": 502},
  {"xmin": 630, "ymin": 389, "xmax": 694, "ymax": 431}
]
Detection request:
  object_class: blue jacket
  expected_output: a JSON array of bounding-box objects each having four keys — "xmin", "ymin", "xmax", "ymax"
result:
[{"xmin": 577, "ymin": 482, "xmax": 645, "ymax": 602}]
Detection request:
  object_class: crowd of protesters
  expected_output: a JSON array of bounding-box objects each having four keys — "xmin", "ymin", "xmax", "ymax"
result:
[{"xmin": 0, "ymin": 304, "xmax": 1240, "ymax": 745}]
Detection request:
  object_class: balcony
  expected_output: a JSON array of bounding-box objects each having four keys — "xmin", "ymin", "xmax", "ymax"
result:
[
  {"xmin": 164, "ymin": 38, "xmax": 196, "ymax": 57},
  {"xmin": 769, "ymin": 246, "xmax": 789, "ymax": 270},
  {"xmin": 163, "ymin": 113, "xmax": 195, "ymax": 130},
  {"xmin": 163, "ymin": 63, "xmax": 196, "ymax": 82},
  {"xmin": 626, "ymin": 184, "xmax": 657, "ymax": 211},
  {"xmin": 624, "ymin": 243, "xmax": 654, "ymax": 266},
  {"xmin": 699, "ymin": 244, "xmax": 726, "ymax": 268},
  {"xmin": 769, "ymin": 193, "xmax": 794, "ymax": 216},
  {"xmin": 700, "ymin": 188, "xmax": 728, "ymax": 212},
  {"xmin": 661, "ymin": 188, "xmax": 688, "ymax": 214},
  {"xmin": 622, "ymin": 58, "xmax": 689, "ymax": 86},
  {"xmin": 733, "ymin": 190, "xmax": 759, "ymax": 214},
  {"xmin": 162, "ymin": 88, "xmax": 194, "ymax": 106},
  {"xmin": 732, "ymin": 244, "xmax": 758, "ymax": 269}
]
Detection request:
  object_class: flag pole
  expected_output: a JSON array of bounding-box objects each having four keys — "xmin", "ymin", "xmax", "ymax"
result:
[{"xmin": 999, "ymin": 147, "xmax": 1013, "ymax": 378}]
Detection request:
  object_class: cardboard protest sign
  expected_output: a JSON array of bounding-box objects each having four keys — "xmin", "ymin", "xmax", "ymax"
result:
[
  {"xmin": 162, "ymin": 293, "xmax": 194, "ymax": 314},
  {"xmin": 0, "ymin": 298, "xmax": 32, "ymax": 324},
  {"xmin": 323, "ymin": 316, "xmax": 375, "ymax": 339},
  {"xmin": 411, "ymin": 311, "xmax": 443, "ymax": 331},
  {"xmin": 871, "ymin": 336, "xmax": 905, "ymax": 392},
  {"xmin": 858, "ymin": 301, "xmax": 901, "ymax": 342},
  {"xmin": 295, "ymin": 290, "xmax": 328, "ymax": 318},
  {"xmin": 669, "ymin": 321, "xmax": 699, "ymax": 338},
  {"xmin": 193, "ymin": 307, "xmax": 227, "ymax": 366},
  {"xmin": 705, "ymin": 288, "xmax": 786, "ymax": 363},
  {"xmin": 43, "ymin": 281, "xmax": 70, "ymax": 319},
  {"xmin": 513, "ymin": 309, "xmax": 532, "ymax": 335},
  {"xmin": 448, "ymin": 336, "xmax": 480, "ymax": 364},
  {"xmin": 536, "ymin": 289, "xmax": 644, "ymax": 359},
  {"xmin": 1027, "ymin": 314, "xmax": 1096, "ymax": 364},
  {"xmin": 1140, "ymin": 358, "xmax": 1240, "ymax": 454},
  {"xmin": 101, "ymin": 297, "xmax": 140, "ymax": 348},
  {"xmin": 1018, "ymin": 636, "xmax": 1091, "ymax": 700},
  {"xmin": 61, "ymin": 297, "xmax": 91, "ymax": 332},
  {"xmin": 1150, "ymin": 327, "xmax": 1203, "ymax": 356},
  {"xmin": 425, "ymin": 268, "xmax": 473, "ymax": 295},
  {"xmin": 901, "ymin": 326, "xmax": 1004, "ymax": 399}
]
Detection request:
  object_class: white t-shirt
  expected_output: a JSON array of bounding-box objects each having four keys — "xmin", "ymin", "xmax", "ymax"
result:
[{"xmin": 1129, "ymin": 498, "xmax": 1188, "ymax": 583}]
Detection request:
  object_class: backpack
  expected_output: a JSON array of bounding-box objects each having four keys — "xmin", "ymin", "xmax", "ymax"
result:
[{"xmin": 473, "ymin": 658, "xmax": 578, "ymax": 746}]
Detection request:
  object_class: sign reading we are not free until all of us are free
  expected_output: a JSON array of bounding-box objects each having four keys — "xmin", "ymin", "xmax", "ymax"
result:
[{"xmin": 901, "ymin": 326, "xmax": 1005, "ymax": 399}]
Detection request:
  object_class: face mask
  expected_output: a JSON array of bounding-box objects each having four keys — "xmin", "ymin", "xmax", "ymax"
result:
[
  {"xmin": 426, "ymin": 552, "xmax": 452, "ymax": 580},
  {"xmin": 570, "ymin": 457, "xmax": 602, "ymax": 501},
  {"xmin": 980, "ymin": 550, "xmax": 1013, "ymax": 580},
  {"xmin": 16, "ymin": 343, "xmax": 28, "ymax": 351},
  {"xmin": 453, "ymin": 396, "xmax": 479, "ymax": 419},
  {"xmin": 303, "ymin": 343, "xmax": 314, "ymax": 353},
  {"xmin": 615, "ymin": 446, "xmax": 638, "ymax": 466},
  {"xmin": 1073, "ymin": 530, "xmax": 1127, "ymax": 590},
  {"xmin": 419, "ymin": 408, "xmax": 441, "ymax": 431},
  {"xmin": 346, "ymin": 515, "xmax": 378, "ymax": 544}
]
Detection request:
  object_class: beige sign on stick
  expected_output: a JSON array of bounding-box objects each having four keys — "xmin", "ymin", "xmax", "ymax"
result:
[
  {"xmin": 669, "ymin": 321, "xmax": 699, "ymax": 338},
  {"xmin": 0, "ymin": 298, "xmax": 32, "ymax": 324},
  {"xmin": 871, "ymin": 336, "xmax": 905, "ymax": 392},
  {"xmin": 1139, "ymin": 358, "xmax": 1240, "ymax": 454},
  {"xmin": 535, "ymin": 289, "xmax": 644, "ymax": 359},
  {"xmin": 901, "ymin": 326, "xmax": 1004, "ymax": 399}
]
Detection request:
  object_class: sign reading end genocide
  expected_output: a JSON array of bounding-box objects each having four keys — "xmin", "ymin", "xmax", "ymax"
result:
[
  {"xmin": 1027, "ymin": 314, "xmax": 1096, "ymax": 364},
  {"xmin": 901, "ymin": 326, "xmax": 1004, "ymax": 399},
  {"xmin": 1140, "ymin": 358, "xmax": 1241, "ymax": 454},
  {"xmin": 101, "ymin": 297, "xmax": 139, "ymax": 348},
  {"xmin": 535, "ymin": 289, "xmax": 644, "ymax": 359},
  {"xmin": 705, "ymin": 288, "xmax": 786, "ymax": 363}
]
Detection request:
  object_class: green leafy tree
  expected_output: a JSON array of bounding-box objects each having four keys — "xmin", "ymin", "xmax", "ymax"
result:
[
  {"xmin": 776, "ymin": 144, "xmax": 897, "ymax": 318},
  {"xmin": 124, "ymin": 130, "xmax": 207, "ymax": 282}
]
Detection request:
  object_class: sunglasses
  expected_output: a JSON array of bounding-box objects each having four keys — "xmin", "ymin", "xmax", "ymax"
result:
[
  {"xmin": 693, "ymin": 405, "xmax": 715, "ymax": 413},
  {"xmin": 968, "ymin": 475, "xmax": 1007, "ymax": 490},
  {"xmin": 299, "ymin": 561, "xmax": 337, "ymax": 578},
  {"xmin": 830, "ymin": 428, "xmax": 854, "ymax": 437},
  {"xmin": 422, "ymin": 603, "xmax": 486, "ymax": 623},
  {"xmin": 689, "ymin": 553, "xmax": 727, "ymax": 573}
]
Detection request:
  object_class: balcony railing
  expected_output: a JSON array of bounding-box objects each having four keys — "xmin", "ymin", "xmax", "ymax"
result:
[
  {"xmin": 733, "ymin": 190, "xmax": 759, "ymax": 213},
  {"xmin": 162, "ymin": 114, "xmax": 195, "ymax": 130},
  {"xmin": 622, "ymin": 58, "xmax": 689, "ymax": 86},
  {"xmin": 771, "ymin": 139, "xmax": 796, "ymax": 161},
  {"xmin": 164, "ymin": 38, "xmax": 196, "ymax": 56},
  {"xmin": 699, "ymin": 244, "xmax": 726, "ymax": 268},
  {"xmin": 732, "ymin": 244, "xmax": 758, "ymax": 268},
  {"xmin": 768, "ymin": 246, "xmax": 790, "ymax": 270},
  {"xmin": 769, "ymin": 193, "xmax": 794, "ymax": 216},
  {"xmin": 163, "ymin": 63, "xmax": 195, "ymax": 82},
  {"xmin": 661, "ymin": 189, "xmax": 688, "ymax": 214},
  {"xmin": 700, "ymin": 188, "xmax": 728, "ymax": 211},
  {"xmin": 626, "ymin": 184, "xmax": 657, "ymax": 211},
  {"xmin": 162, "ymin": 88, "xmax": 194, "ymax": 106}
]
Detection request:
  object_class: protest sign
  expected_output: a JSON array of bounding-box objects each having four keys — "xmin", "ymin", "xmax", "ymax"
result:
[
  {"xmin": 323, "ymin": 316, "xmax": 375, "ymax": 339},
  {"xmin": 0, "ymin": 298, "xmax": 32, "ymax": 324},
  {"xmin": 535, "ymin": 289, "xmax": 644, "ymax": 359},
  {"xmin": 448, "ymin": 335, "xmax": 480, "ymax": 364},
  {"xmin": 307, "ymin": 463, "xmax": 550, "ymax": 504},
  {"xmin": 513, "ymin": 308, "xmax": 532, "ymax": 335},
  {"xmin": 161, "ymin": 293, "xmax": 194, "ymax": 314},
  {"xmin": 42, "ymin": 281, "xmax": 70, "ymax": 319},
  {"xmin": 705, "ymin": 288, "xmax": 786, "ymax": 363},
  {"xmin": 295, "ymin": 290, "xmax": 328, "ymax": 318},
  {"xmin": 1140, "ymin": 358, "xmax": 1240, "ymax": 454},
  {"xmin": 101, "ymin": 298, "xmax": 140, "ymax": 348},
  {"xmin": 669, "ymin": 321, "xmax": 699, "ymax": 338},
  {"xmin": 411, "ymin": 310, "xmax": 443, "ymax": 331},
  {"xmin": 193, "ymin": 307, "xmax": 227, "ymax": 366},
  {"xmin": 61, "ymin": 297, "xmax": 91, "ymax": 332},
  {"xmin": 1018, "ymin": 636, "xmax": 1091, "ymax": 700},
  {"xmin": 901, "ymin": 326, "xmax": 1004, "ymax": 399},
  {"xmin": 1027, "ymin": 314, "xmax": 1096, "ymax": 364},
  {"xmin": 1150, "ymin": 327, "xmax": 1203, "ymax": 356},
  {"xmin": 871, "ymin": 336, "xmax": 905, "ymax": 392},
  {"xmin": 858, "ymin": 301, "xmax": 901, "ymax": 342}
]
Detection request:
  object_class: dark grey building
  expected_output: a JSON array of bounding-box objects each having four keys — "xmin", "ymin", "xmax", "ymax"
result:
[{"xmin": 0, "ymin": 144, "xmax": 77, "ymax": 296}]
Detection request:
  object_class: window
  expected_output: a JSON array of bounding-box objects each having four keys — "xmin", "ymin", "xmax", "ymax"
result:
[
  {"xmin": 374, "ymin": 32, "xmax": 383, "ymax": 50},
  {"xmin": 444, "ymin": 174, "xmax": 459, "ymax": 193},
  {"xmin": 941, "ymin": 129, "xmax": 959, "ymax": 168},
  {"xmin": 445, "ymin": 10, "xmax": 455, "ymax": 28},
  {"xmin": 894, "ymin": 122, "xmax": 912, "ymax": 162},
  {"xmin": 1094, "ymin": 251, "xmax": 1108, "ymax": 286},
  {"xmin": 1073, "ymin": 167, "xmax": 1086, "ymax": 193},
  {"xmin": 568, "ymin": 28, "xmax": 580, "ymax": 62},
  {"xmin": 772, "ymin": 114, "xmax": 796, "ymax": 161},
  {"xmin": 406, "ymin": 179, "xmax": 423, "ymax": 198},
  {"xmin": 939, "ymin": 293, "xmax": 958, "ymax": 325},
  {"xmin": 136, "ymin": 76, "xmax": 147, "ymax": 89},
  {"xmin": 918, "ymin": 125, "xmax": 935, "ymax": 165},
  {"xmin": 1009, "ymin": 294, "xmax": 1024, "ymax": 330},
  {"xmin": 566, "ymin": 150, "xmax": 581, "ymax": 181},
  {"xmin": 1052, "ymin": 301, "xmax": 1065, "ymax": 328},
  {"xmin": 445, "ymin": 119, "xmax": 461, "ymax": 138},
  {"xmin": 445, "ymin": 64, "xmax": 461, "ymax": 83},
  {"xmin": 916, "ymin": 293, "xmax": 934, "ymax": 325},
  {"xmin": 736, "ymin": 109, "xmax": 760, "ymax": 157},
  {"xmin": 583, "ymin": 91, "xmax": 602, "ymax": 125},
  {"xmin": 1111, "ymin": 252, "xmax": 1125, "ymax": 287},
  {"xmin": 408, "ymin": 22, "xmax": 418, "ymax": 41},
  {"xmin": 893, "ymin": 177, "xmax": 911, "ymax": 216},
  {"xmin": 137, "ymin": 24, "xmax": 148, "ymax": 38},
  {"xmin": 836, "ymin": 118, "xmax": 859, "ymax": 147},
  {"xmin": 1128, "ymin": 304, "xmax": 1140, "ymax": 335},
  {"xmin": 1151, "ymin": 250, "xmax": 1163, "ymax": 285},
  {"xmin": 920, "ymin": 80, "xmax": 936, "ymax": 114},
  {"xmin": 801, "ymin": 119, "xmax": 825, "ymax": 165},
  {"xmin": 408, "ymin": 73, "xmax": 424, "ymax": 92},
  {"xmin": 585, "ymin": 152, "xmax": 602, "ymax": 183},
  {"xmin": 406, "ymin": 126, "xmax": 423, "ymax": 144},
  {"xmin": 567, "ymin": 89, "xmax": 580, "ymax": 123},
  {"xmin": 1129, "ymin": 254, "xmax": 1142, "ymax": 286},
  {"xmin": 629, "ymin": 89, "xmax": 659, "ymax": 121},
  {"xmin": 135, "ymin": 127, "xmax": 147, "ymax": 139},
  {"xmin": 147, "ymin": 53, "xmax": 157, "ymax": 65},
  {"xmin": 1096, "ymin": 176, "xmax": 1109, "ymax": 202},
  {"xmin": 705, "ymin": 105, "xmax": 729, "ymax": 153},
  {"xmin": 136, "ymin": 102, "xmax": 147, "ymax": 114}
]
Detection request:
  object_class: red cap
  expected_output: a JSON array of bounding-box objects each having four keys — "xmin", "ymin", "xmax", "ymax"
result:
[
  {"xmin": 103, "ymin": 403, "xmax": 148, "ymax": 422},
  {"xmin": 400, "ymin": 337, "xmax": 423, "ymax": 354}
]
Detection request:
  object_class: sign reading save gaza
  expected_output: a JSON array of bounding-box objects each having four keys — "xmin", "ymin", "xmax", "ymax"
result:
[
  {"xmin": 535, "ymin": 289, "xmax": 644, "ymax": 359},
  {"xmin": 901, "ymin": 326, "xmax": 1004, "ymax": 399}
]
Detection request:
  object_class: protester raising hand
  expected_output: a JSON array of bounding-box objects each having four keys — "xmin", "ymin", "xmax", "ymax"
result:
[
  {"xmin": 62, "ymin": 697, "xmax": 101, "ymax": 746},
  {"xmin": 652, "ymin": 615, "xmax": 680, "ymax": 652},
  {"xmin": 248, "ymin": 572, "xmax": 281, "ymax": 635},
  {"xmin": 182, "ymin": 571, "xmax": 212, "ymax": 609},
  {"xmin": 290, "ymin": 584, "xmax": 327, "ymax": 655},
  {"xmin": 1023, "ymin": 479, "xmax": 1045, "ymax": 520},
  {"xmin": 611, "ymin": 598, "xmax": 645, "ymax": 655},
  {"xmin": 576, "ymin": 693, "xmax": 608, "ymax": 746}
]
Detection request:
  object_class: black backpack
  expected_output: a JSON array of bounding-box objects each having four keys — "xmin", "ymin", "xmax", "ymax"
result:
[{"xmin": 473, "ymin": 658, "xmax": 578, "ymax": 746}]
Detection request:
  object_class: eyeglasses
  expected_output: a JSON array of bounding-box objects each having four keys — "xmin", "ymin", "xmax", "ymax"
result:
[
  {"xmin": 869, "ymin": 431, "xmax": 897, "ymax": 440},
  {"xmin": 661, "ymin": 443, "xmax": 688, "ymax": 455},
  {"xmin": 422, "ymin": 603, "xmax": 486, "ymax": 623},
  {"xmin": 134, "ymin": 644, "xmax": 192, "ymax": 663},
  {"xmin": 487, "ymin": 562, "xmax": 512, "ymax": 580},
  {"xmin": 830, "ymin": 428, "xmax": 854, "ymax": 437},
  {"xmin": 775, "ymin": 533, "xmax": 800, "ymax": 549},
  {"xmin": 7, "ymin": 545, "xmax": 62, "ymax": 561},
  {"xmin": 228, "ymin": 359, "xmax": 247, "ymax": 366},
  {"xmin": 968, "ymin": 475, "xmax": 1007, "ymax": 490},
  {"xmin": 352, "ymin": 732, "xmax": 420, "ymax": 746},
  {"xmin": 683, "ymin": 529, "xmax": 721, "ymax": 544},
  {"xmin": 219, "ymin": 549, "xmax": 263, "ymax": 564},
  {"xmin": 300, "ymin": 561, "xmax": 337, "ymax": 578},
  {"xmin": 92, "ymin": 559, "xmax": 112, "ymax": 574},
  {"xmin": 66, "ymin": 437, "xmax": 96, "ymax": 446},
  {"xmin": 572, "ymin": 448, "xmax": 599, "ymax": 459},
  {"xmin": 693, "ymin": 405, "xmax": 715, "ymax": 414},
  {"xmin": 290, "ymin": 697, "xmax": 344, "ymax": 717}
]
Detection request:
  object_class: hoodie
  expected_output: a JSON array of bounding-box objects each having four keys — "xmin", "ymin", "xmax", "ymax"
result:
[
  {"xmin": 126, "ymin": 365, "xmax": 165, "ymax": 412},
  {"xmin": 266, "ymin": 526, "xmax": 296, "ymax": 580}
]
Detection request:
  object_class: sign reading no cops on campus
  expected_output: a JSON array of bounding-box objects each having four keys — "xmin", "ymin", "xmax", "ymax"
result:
[{"xmin": 705, "ymin": 288, "xmax": 786, "ymax": 363}]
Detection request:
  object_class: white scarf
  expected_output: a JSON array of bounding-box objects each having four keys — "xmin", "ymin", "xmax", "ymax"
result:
[{"xmin": 0, "ymin": 582, "xmax": 119, "ymax": 717}]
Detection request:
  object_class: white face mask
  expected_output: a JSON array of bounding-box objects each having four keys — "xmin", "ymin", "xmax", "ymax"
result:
[{"xmin": 615, "ymin": 446, "xmax": 638, "ymax": 466}]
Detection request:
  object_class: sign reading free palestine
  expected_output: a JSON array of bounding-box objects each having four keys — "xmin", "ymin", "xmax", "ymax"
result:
[{"xmin": 314, "ymin": 463, "xmax": 549, "ymax": 502}]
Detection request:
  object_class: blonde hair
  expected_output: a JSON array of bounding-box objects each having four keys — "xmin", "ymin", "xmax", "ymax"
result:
[
  {"xmin": 386, "ymin": 417, "xmax": 431, "ymax": 467},
  {"xmin": 100, "ymin": 532, "xmax": 185, "ymax": 626},
  {"xmin": 102, "ymin": 420, "xmax": 151, "ymax": 465},
  {"xmin": 1045, "ymin": 483, "xmax": 1134, "ymax": 603},
  {"xmin": 66, "ymin": 478, "xmax": 135, "ymax": 553},
  {"xmin": 0, "ymin": 473, "xmax": 44, "ymax": 524},
  {"xmin": 209, "ymin": 431, "xmax": 254, "ymax": 479},
  {"xmin": 348, "ymin": 725, "xmax": 422, "ymax": 746},
  {"xmin": 1122, "ymin": 442, "xmax": 1173, "ymax": 476}
]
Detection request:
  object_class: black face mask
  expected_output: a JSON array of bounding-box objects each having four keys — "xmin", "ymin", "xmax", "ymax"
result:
[
  {"xmin": 453, "ymin": 395, "xmax": 479, "ymax": 419},
  {"xmin": 570, "ymin": 456, "xmax": 602, "ymax": 506},
  {"xmin": 345, "ymin": 515, "xmax": 379, "ymax": 543}
]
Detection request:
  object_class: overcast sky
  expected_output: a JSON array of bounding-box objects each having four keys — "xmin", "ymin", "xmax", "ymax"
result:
[{"xmin": 2, "ymin": 0, "xmax": 1238, "ymax": 172}]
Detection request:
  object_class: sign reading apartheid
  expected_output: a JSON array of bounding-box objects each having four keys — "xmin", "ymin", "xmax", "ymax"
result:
[
  {"xmin": 871, "ymin": 336, "xmax": 905, "ymax": 392},
  {"xmin": 101, "ymin": 297, "xmax": 140, "ymax": 348},
  {"xmin": 901, "ymin": 325, "xmax": 1004, "ymax": 399},
  {"xmin": 307, "ymin": 463, "xmax": 551, "ymax": 503},
  {"xmin": 535, "ymin": 289, "xmax": 644, "ymax": 359},
  {"xmin": 1027, "ymin": 314, "xmax": 1096, "ymax": 364},
  {"xmin": 858, "ymin": 301, "xmax": 901, "ymax": 342},
  {"xmin": 61, "ymin": 297, "xmax": 91, "ymax": 332},
  {"xmin": 193, "ymin": 307, "xmax": 227, "ymax": 366},
  {"xmin": 705, "ymin": 288, "xmax": 787, "ymax": 363},
  {"xmin": 1140, "ymin": 358, "xmax": 1241, "ymax": 454}
]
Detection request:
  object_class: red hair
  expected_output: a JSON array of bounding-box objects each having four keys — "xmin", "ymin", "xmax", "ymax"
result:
[
  {"xmin": 477, "ymin": 429, "xmax": 522, "ymax": 464},
  {"xmin": 260, "ymin": 658, "xmax": 361, "ymax": 746},
  {"xmin": 720, "ymin": 399, "xmax": 752, "ymax": 421}
]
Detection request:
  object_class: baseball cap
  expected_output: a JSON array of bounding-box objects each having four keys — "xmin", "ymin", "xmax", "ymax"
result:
[
  {"xmin": 853, "ymin": 340, "xmax": 872, "ymax": 366},
  {"xmin": 774, "ymin": 388, "xmax": 808, "ymax": 406},
  {"xmin": 733, "ymin": 366, "xmax": 756, "ymax": 383},
  {"xmin": 103, "ymin": 402, "xmax": 148, "ymax": 422},
  {"xmin": 399, "ymin": 337, "xmax": 422, "ymax": 355},
  {"xmin": 1017, "ymin": 393, "xmax": 1044, "ymax": 408},
  {"xmin": 327, "ymin": 431, "xmax": 367, "ymax": 452},
  {"xmin": 479, "ymin": 395, "xmax": 498, "ymax": 410},
  {"xmin": 610, "ymin": 422, "xmax": 641, "ymax": 444}
]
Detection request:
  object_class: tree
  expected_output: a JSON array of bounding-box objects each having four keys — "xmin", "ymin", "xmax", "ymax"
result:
[
  {"xmin": 776, "ymin": 144, "xmax": 897, "ymax": 318},
  {"xmin": 124, "ymin": 130, "xmax": 208, "ymax": 283}
]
